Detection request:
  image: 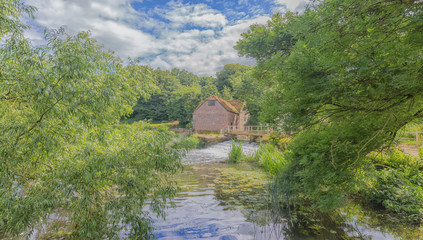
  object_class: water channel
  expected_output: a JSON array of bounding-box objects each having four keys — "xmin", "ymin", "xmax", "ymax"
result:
[{"xmin": 148, "ymin": 141, "xmax": 421, "ymax": 240}]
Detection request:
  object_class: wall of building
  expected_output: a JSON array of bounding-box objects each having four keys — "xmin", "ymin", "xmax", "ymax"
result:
[{"xmin": 193, "ymin": 100, "xmax": 235, "ymax": 131}]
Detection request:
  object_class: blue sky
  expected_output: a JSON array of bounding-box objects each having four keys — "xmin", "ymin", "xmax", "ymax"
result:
[{"xmin": 24, "ymin": 0, "xmax": 309, "ymax": 76}]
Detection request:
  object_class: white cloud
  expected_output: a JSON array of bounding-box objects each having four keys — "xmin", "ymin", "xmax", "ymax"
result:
[
  {"xmin": 147, "ymin": 16, "xmax": 269, "ymax": 76},
  {"xmin": 23, "ymin": 0, "xmax": 271, "ymax": 76},
  {"xmin": 274, "ymin": 0, "xmax": 310, "ymax": 12},
  {"xmin": 160, "ymin": 2, "xmax": 228, "ymax": 29},
  {"xmin": 25, "ymin": 0, "xmax": 163, "ymax": 58}
]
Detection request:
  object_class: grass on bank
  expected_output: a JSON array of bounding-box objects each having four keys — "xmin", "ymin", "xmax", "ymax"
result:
[{"xmin": 226, "ymin": 141, "xmax": 287, "ymax": 175}]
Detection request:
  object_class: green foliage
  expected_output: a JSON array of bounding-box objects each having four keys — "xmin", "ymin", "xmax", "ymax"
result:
[
  {"xmin": 227, "ymin": 141, "xmax": 243, "ymax": 163},
  {"xmin": 124, "ymin": 94, "xmax": 168, "ymax": 123},
  {"xmin": 216, "ymin": 64, "xmax": 251, "ymax": 91},
  {"xmin": 124, "ymin": 68, "xmax": 209, "ymax": 127},
  {"xmin": 167, "ymin": 85, "xmax": 201, "ymax": 127},
  {"xmin": 0, "ymin": 3, "xmax": 182, "ymax": 238},
  {"xmin": 277, "ymin": 122, "xmax": 388, "ymax": 211},
  {"xmin": 237, "ymin": 0, "xmax": 423, "ymax": 214},
  {"xmin": 125, "ymin": 63, "xmax": 261, "ymax": 127},
  {"xmin": 122, "ymin": 69, "xmax": 180, "ymax": 123},
  {"xmin": 229, "ymin": 70, "xmax": 264, "ymax": 125},
  {"xmin": 361, "ymin": 151, "xmax": 423, "ymax": 223},
  {"xmin": 199, "ymin": 76, "xmax": 216, "ymax": 87},
  {"xmin": 0, "ymin": 0, "xmax": 36, "ymax": 38},
  {"xmin": 200, "ymin": 84, "xmax": 218, "ymax": 100},
  {"xmin": 171, "ymin": 68, "xmax": 200, "ymax": 86},
  {"xmin": 124, "ymin": 69, "xmax": 209, "ymax": 126},
  {"xmin": 253, "ymin": 144, "xmax": 287, "ymax": 175},
  {"xmin": 171, "ymin": 135, "xmax": 203, "ymax": 150},
  {"xmin": 236, "ymin": 12, "xmax": 297, "ymax": 62},
  {"xmin": 370, "ymin": 150, "xmax": 423, "ymax": 170},
  {"xmin": 399, "ymin": 120, "xmax": 423, "ymax": 133},
  {"xmin": 220, "ymin": 85, "xmax": 233, "ymax": 100},
  {"xmin": 268, "ymin": 132, "xmax": 291, "ymax": 150}
]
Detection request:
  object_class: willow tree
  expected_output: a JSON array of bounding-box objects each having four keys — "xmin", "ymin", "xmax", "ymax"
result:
[
  {"xmin": 1, "ymin": 1, "xmax": 181, "ymax": 239},
  {"xmin": 236, "ymin": 0, "xmax": 423, "ymax": 209}
]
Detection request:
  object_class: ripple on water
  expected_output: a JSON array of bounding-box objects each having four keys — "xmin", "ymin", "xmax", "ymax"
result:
[{"xmin": 182, "ymin": 140, "xmax": 258, "ymax": 165}]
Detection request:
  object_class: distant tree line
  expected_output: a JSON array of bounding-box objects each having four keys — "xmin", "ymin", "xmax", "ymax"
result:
[{"xmin": 123, "ymin": 64, "xmax": 264, "ymax": 127}]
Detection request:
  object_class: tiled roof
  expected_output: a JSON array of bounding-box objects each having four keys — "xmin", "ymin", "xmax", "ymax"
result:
[
  {"xmin": 227, "ymin": 100, "xmax": 243, "ymax": 112},
  {"xmin": 205, "ymin": 95, "xmax": 242, "ymax": 114}
]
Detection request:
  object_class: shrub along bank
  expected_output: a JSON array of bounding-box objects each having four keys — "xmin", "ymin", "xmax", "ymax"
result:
[
  {"xmin": 359, "ymin": 151, "xmax": 423, "ymax": 223},
  {"xmin": 227, "ymin": 140, "xmax": 423, "ymax": 225}
]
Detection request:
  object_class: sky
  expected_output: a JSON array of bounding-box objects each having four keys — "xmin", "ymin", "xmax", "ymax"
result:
[{"xmin": 24, "ymin": 0, "xmax": 309, "ymax": 76}]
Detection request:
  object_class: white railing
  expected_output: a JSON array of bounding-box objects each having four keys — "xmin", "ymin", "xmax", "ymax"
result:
[{"xmin": 221, "ymin": 125, "xmax": 276, "ymax": 135}]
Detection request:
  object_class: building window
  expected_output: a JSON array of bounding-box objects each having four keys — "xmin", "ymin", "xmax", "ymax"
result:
[{"xmin": 208, "ymin": 100, "xmax": 215, "ymax": 106}]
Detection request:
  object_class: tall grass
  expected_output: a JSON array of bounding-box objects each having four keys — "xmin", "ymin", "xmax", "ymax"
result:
[
  {"xmin": 254, "ymin": 143, "xmax": 287, "ymax": 174},
  {"xmin": 228, "ymin": 141, "xmax": 243, "ymax": 163}
]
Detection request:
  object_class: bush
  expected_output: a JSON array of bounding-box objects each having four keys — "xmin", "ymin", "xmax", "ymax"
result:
[
  {"xmin": 228, "ymin": 141, "xmax": 243, "ymax": 163},
  {"xmin": 362, "ymin": 169, "xmax": 423, "ymax": 223},
  {"xmin": 369, "ymin": 150, "xmax": 423, "ymax": 170},
  {"xmin": 171, "ymin": 135, "xmax": 203, "ymax": 150},
  {"xmin": 361, "ymin": 151, "xmax": 423, "ymax": 223},
  {"xmin": 268, "ymin": 132, "xmax": 291, "ymax": 150}
]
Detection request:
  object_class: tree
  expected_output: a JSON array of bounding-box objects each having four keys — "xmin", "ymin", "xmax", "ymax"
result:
[
  {"xmin": 171, "ymin": 68, "xmax": 199, "ymax": 86},
  {"xmin": 124, "ymin": 69, "xmax": 181, "ymax": 123},
  {"xmin": 167, "ymin": 85, "xmax": 201, "ymax": 127},
  {"xmin": 1, "ymin": 2, "xmax": 181, "ymax": 238},
  {"xmin": 200, "ymin": 84, "xmax": 219, "ymax": 100},
  {"xmin": 215, "ymin": 64, "xmax": 251, "ymax": 91},
  {"xmin": 229, "ymin": 70, "xmax": 263, "ymax": 125},
  {"xmin": 199, "ymin": 76, "xmax": 217, "ymax": 87},
  {"xmin": 0, "ymin": 0, "xmax": 36, "ymax": 38},
  {"xmin": 220, "ymin": 86, "xmax": 233, "ymax": 100},
  {"xmin": 237, "ymin": 0, "xmax": 423, "ymax": 210}
]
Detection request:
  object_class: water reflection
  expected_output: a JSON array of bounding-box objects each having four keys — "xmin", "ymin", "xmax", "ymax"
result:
[{"xmin": 150, "ymin": 165, "xmax": 287, "ymax": 240}]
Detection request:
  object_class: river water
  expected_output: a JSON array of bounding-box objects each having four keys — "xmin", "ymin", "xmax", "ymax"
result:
[
  {"xmin": 148, "ymin": 141, "xmax": 421, "ymax": 240},
  {"xmin": 29, "ymin": 141, "xmax": 421, "ymax": 239}
]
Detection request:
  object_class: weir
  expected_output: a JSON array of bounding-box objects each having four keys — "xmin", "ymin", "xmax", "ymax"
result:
[{"xmin": 221, "ymin": 125, "xmax": 289, "ymax": 142}]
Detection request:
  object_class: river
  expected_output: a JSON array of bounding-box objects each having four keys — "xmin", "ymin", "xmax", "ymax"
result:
[
  {"xmin": 28, "ymin": 141, "xmax": 421, "ymax": 239},
  {"xmin": 147, "ymin": 140, "xmax": 421, "ymax": 240}
]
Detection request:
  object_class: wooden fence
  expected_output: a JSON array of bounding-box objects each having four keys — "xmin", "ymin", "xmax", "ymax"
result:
[{"xmin": 397, "ymin": 132, "xmax": 423, "ymax": 146}]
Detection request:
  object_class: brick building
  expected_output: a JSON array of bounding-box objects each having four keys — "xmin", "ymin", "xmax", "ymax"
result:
[{"xmin": 193, "ymin": 95, "xmax": 249, "ymax": 132}]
